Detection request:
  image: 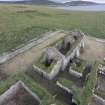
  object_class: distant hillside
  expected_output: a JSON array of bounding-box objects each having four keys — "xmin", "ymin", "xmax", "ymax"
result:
[
  {"xmin": 0, "ymin": 0, "xmax": 60, "ymax": 5},
  {"xmin": 64, "ymin": 1, "xmax": 98, "ymax": 6},
  {"xmin": 0, "ymin": 0, "xmax": 99, "ymax": 6}
]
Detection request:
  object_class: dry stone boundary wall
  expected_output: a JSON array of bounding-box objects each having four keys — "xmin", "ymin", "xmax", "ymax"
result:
[
  {"xmin": 89, "ymin": 64, "xmax": 105, "ymax": 105},
  {"xmin": 0, "ymin": 30, "xmax": 67, "ymax": 75},
  {"xmin": 0, "ymin": 81, "xmax": 41, "ymax": 105}
]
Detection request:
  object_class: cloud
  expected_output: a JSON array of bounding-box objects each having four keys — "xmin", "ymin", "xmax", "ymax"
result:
[
  {"xmin": 0, "ymin": 0, "xmax": 23, "ymax": 1},
  {"xmin": 50, "ymin": 0, "xmax": 105, "ymax": 3},
  {"xmin": 0, "ymin": 0, "xmax": 105, "ymax": 3}
]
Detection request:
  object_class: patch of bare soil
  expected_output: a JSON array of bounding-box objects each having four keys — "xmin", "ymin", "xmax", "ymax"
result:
[{"xmin": 80, "ymin": 36, "xmax": 105, "ymax": 62}]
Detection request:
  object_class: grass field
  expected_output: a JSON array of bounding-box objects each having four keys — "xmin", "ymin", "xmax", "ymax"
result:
[
  {"xmin": 0, "ymin": 4, "xmax": 105, "ymax": 54},
  {"xmin": 0, "ymin": 4, "xmax": 104, "ymax": 105}
]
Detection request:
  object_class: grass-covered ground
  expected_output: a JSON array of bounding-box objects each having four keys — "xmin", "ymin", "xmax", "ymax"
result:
[
  {"xmin": 0, "ymin": 4, "xmax": 104, "ymax": 105},
  {"xmin": 34, "ymin": 57, "xmax": 57, "ymax": 73},
  {"xmin": 71, "ymin": 59, "xmax": 87, "ymax": 73},
  {"xmin": 0, "ymin": 4, "xmax": 105, "ymax": 54},
  {"xmin": 0, "ymin": 72, "xmax": 64, "ymax": 105},
  {"xmin": 59, "ymin": 62, "xmax": 98, "ymax": 105},
  {"xmin": 0, "ymin": 57, "xmax": 99, "ymax": 105}
]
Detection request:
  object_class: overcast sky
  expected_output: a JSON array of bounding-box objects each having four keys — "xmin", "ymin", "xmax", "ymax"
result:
[
  {"xmin": 50, "ymin": 0, "xmax": 105, "ymax": 3},
  {"xmin": 0, "ymin": 0, "xmax": 105, "ymax": 3}
]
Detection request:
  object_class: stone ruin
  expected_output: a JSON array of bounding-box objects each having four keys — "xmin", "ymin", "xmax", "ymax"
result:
[
  {"xmin": 55, "ymin": 30, "xmax": 84, "ymax": 56},
  {"xmin": 0, "ymin": 30, "xmax": 92, "ymax": 105},
  {"xmin": 56, "ymin": 35, "xmax": 75, "ymax": 55},
  {"xmin": 89, "ymin": 94, "xmax": 105, "ymax": 105},
  {"xmin": 41, "ymin": 30, "xmax": 85, "ymax": 72},
  {"xmin": 63, "ymin": 61, "xmax": 92, "ymax": 87},
  {"xmin": 41, "ymin": 47, "xmax": 62, "ymax": 67},
  {"xmin": 96, "ymin": 64, "xmax": 105, "ymax": 92},
  {"xmin": 0, "ymin": 81, "xmax": 41, "ymax": 105},
  {"xmin": 89, "ymin": 62, "xmax": 105, "ymax": 105},
  {"xmin": 32, "ymin": 30, "xmax": 88, "ymax": 82},
  {"xmin": 26, "ymin": 30, "xmax": 92, "ymax": 105}
]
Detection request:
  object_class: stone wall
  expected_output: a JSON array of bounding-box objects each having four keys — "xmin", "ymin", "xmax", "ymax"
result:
[
  {"xmin": 0, "ymin": 30, "xmax": 84, "ymax": 76},
  {"xmin": 0, "ymin": 81, "xmax": 41, "ymax": 105},
  {"xmin": 63, "ymin": 69, "xmax": 83, "ymax": 87},
  {"xmin": 62, "ymin": 38, "xmax": 85, "ymax": 71},
  {"xmin": 89, "ymin": 63, "xmax": 105, "ymax": 105},
  {"xmin": 0, "ymin": 30, "xmax": 67, "ymax": 75},
  {"xmin": 33, "ymin": 59, "xmax": 62, "ymax": 81},
  {"xmin": 31, "ymin": 31, "xmax": 86, "ymax": 87},
  {"xmin": 0, "ymin": 31, "xmax": 54, "ymax": 64},
  {"xmin": 63, "ymin": 65, "xmax": 91, "ymax": 87},
  {"xmin": 0, "ymin": 30, "xmax": 86, "ymax": 105},
  {"xmin": 96, "ymin": 65, "xmax": 105, "ymax": 92},
  {"xmin": 27, "ymin": 68, "xmax": 73, "ymax": 105},
  {"xmin": 89, "ymin": 94, "xmax": 105, "ymax": 105}
]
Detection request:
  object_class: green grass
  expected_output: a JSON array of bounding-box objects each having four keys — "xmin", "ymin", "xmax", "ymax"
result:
[
  {"xmin": 0, "ymin": 4, "xmax": 105, "ymax": 54},
  {"xmin": 71, "ymin": 59, "xmax": 87, "ymax": 73},
  {"xmin": 34, "ymin": 56, "xmax": 57, "ymax": 73},
  {"xmin": 0, "ymin": 73, "xmax": 46, "ymax": 99},
  {"xmin": 0, "ymin": 72, "xmax": 63, "ymax": 105},
  {"xmin": 0, "ymin": 62, "xmax": 98, "ymax": 105},
  {"xmin": 59, "ymin": 62, "xmax": 99, "ymax": 105}
]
